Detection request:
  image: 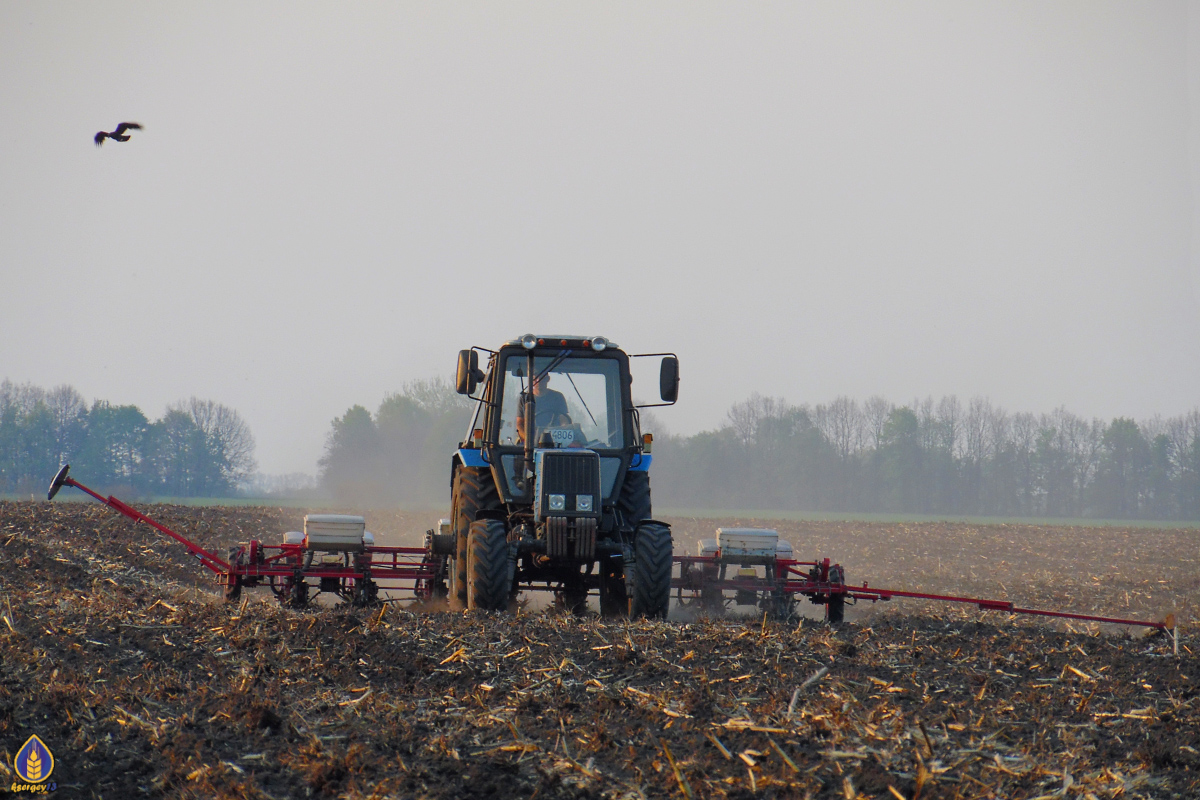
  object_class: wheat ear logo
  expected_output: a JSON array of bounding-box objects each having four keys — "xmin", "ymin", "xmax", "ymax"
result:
[{"xmin": 15, "ymin": 734, "xmax": 54, "ymax": 784}]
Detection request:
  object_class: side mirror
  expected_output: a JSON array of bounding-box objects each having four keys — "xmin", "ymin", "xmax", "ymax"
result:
[
  {"xmin": 456, "ymin": 350, "xmax": 483, "ymax": 395},
  {"xmin": 659, "ymin": 356, "xmax": 679, "ymax": 403}
]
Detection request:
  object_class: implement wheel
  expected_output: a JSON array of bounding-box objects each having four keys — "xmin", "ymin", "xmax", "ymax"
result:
[
  {"xmin": 449, "ymin": 467, "xmax": 499, "ymax": 610},
  {"xmin": 467, "ymin": 519, "xmax": 510, "ymax": 611},
  {"xmin": 289, "ymin": 577, "xmax": 310, "ymax": 609},
  {"xmin": 628, "ymin": 523, "xmax": 672, "ymax": 619},
  {"xmin": 352, "ymin": 578, "xmax": 379, "ymax": 608},
  {"xmin": 827, "ymin": 593, "xmax": 845, "ymax": 624},
  {"xmin": 224, "ymin": 547, "xmax": 244, "ymax": 603}
]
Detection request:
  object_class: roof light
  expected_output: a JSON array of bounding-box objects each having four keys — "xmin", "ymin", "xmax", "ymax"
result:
[
  {"xmin": 521, "ymin": 334, "xmax": 537, "ymax": 350},
  {"xmin": 591, "ymin": 336, "xmax": 608, "ymax": 351}
]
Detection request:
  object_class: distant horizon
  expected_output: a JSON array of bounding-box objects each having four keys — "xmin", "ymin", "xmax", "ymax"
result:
[{"xmin": 10, "ymin": 491, "xmax": 1199, "ymax": 529}]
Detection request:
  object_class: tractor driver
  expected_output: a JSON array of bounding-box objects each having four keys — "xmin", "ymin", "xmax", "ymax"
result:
[{"xmin": 515, "ymin": 373, "xmax": 573, "ymax": 444}]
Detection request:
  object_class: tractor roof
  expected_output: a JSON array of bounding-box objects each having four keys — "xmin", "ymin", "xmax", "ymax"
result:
[{"xmin": 502, "ymin": 335, "xmax": 621, "ymax": 350}]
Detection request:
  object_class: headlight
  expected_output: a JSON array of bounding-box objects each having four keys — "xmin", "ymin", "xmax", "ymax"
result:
[
  {"xmin": 590, "ymin": 336, "xmax": 608, "ymax": 352},
  {"xmin": 521, "ymin": 333, "xmax": 538, "ymax": 350},
  {"xmin": 576, "ymin": 495, "xmax": 593, "ymax": 512},
  {"xmin": 548, "ymin": 494, "xmax": 566, "ymax": 511}
]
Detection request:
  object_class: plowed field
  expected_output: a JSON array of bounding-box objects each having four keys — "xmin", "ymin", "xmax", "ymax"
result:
[{"xmin": 1, "ymin": 501, "xmax": 1196, "ymax": 799}]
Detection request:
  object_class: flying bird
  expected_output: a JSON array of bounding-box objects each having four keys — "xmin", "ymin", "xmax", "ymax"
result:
[{"xmin": 94, "ymin": 122, "xmax": 142, "ymax": 146}]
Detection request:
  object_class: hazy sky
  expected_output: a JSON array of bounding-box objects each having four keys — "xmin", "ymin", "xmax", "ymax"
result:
[{"xmin": 3, "ymin": 2, "xmax": 1199, "ymax": 475}]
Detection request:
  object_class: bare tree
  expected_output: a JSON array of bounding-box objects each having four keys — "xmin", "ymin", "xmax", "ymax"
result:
[
  {"xmin": 815, "ymin": 396, "xmax": 863, "ymax": 459},
  {"xmin": 175, "ymin": 397, "xmax": 257, "ymax": 488},
  {"xmin": 0, "ymin": 380, "xmax": 46, "ymax": 416},
  {"xmin": 1166, "ymin": 410, "xmax": 1200, "ymax": 471},
  {"xmin": 936, "ymin": 395, "xmax": 962, "ymax": 457},
  {"xmin": 985, "ymin": 403, "xmax": 1011, "ymax": 462},
  {"xmin": 1010, "ymin": 411, "xmax": 1039, "ymax": 512},
  {"xmin": 914, "ymin": 396, "xmax": 938, "ymax": 453},
  {"xmin": 862, "ymin": 395, "xmax": 893, "ymax": 451},
  {"xmin": 46, "ymin": 384, "xmax": 87, "ymax": 463},
  {"xmin": 387, "ymin": 377, "xmax": 473, "ymax": 418},
  {"xmin": 727, "ymin": 393, "xmax": 788, "ymax": 445},
  {"xmin": 964, "ymin": 396, "xmax": 992, "ymax": 464}
]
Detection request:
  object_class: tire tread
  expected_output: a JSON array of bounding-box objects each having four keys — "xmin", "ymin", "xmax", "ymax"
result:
[
  {"xmin": 628, "ymin": 523, "xmax": 672, "ymax": 619},
  {"xmin": 467, "ymin": 519, "xmax": 509, "ymax": 611}
]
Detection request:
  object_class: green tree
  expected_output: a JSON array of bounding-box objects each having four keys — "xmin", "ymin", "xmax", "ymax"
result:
[
  {"xmin": 1144, "ymin": 434, "xmax": 1174, "ymax": 519},
  {"xmin": 880, "ymin": 407, "xmax": 923, "ymax": 513},
  {"xmin": 321, "ymin": 378, "xmax": 472, "ymax": 506},
  {"xmin": 1093, "ymin": 418, "xmax": 1150, "ymax": 519},
  {"xmin": 319, "ymin": 405, "xmax": 383, "ymax": 504},
  {"xmin": 147, "ymin": 409, "xmax": 210, "ymax": 496},
  {"xmin": 74, "ymin": 402, "xmax": 151, "ymax": 490}
]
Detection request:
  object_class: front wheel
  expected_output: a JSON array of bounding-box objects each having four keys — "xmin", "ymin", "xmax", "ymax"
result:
[
  {"xmin": 467, "ymin": 519, "xmax": 510, "ymax": 611},
  {"xmin": 628, "ymin": 523, "xmax": 672, "ymax": 619}
]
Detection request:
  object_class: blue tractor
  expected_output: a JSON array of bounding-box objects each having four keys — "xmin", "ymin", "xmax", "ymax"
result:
[{"xmin": 431, "ymin": 334, "xmax": 679, "ymax": 617}]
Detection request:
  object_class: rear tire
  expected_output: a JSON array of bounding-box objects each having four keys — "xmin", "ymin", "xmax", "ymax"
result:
[
  {"xmin": 449, "ymin": 466, "xmax": 499, "ymax": 610},
  {"xmin": 618, "ymin": 470, "xmax": 652, "ymax": 527},
  {"xmin": 628, "ymin": 523, "xmax": 672, "ymax": 619},
  {"xmin": 467, "ymin": 519, "xmax": 510, "ymax": 611}
]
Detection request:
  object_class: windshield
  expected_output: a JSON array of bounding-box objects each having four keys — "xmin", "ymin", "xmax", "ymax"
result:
[{"xmin": 499, "ymin": 355, "xmax": 624, "ymax": 449}]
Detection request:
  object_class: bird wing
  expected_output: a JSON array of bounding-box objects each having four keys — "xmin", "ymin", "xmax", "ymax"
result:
[
  {"xmin": 114, "ymin": 122, "xmax": 142, "ymax": 134},
  {"xmin": 94, "ymin": 131, "xmax": 107, "ymax": 145}
]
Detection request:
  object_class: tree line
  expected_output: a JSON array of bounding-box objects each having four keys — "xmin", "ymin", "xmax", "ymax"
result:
[
  {"xmin": 652, "ymin": 394, "xmax": 1200, "ymax": 520},
  {"xmin": 321, "ymin": 383, "xmax": 1200, "ymax": 520},
  {"xmin": 319, "ymin": 378, "xmax": 473, "ymax": 505},
  {"xmin": 0, "ymin": 380, "xmax": 256, "ymax": 497}
]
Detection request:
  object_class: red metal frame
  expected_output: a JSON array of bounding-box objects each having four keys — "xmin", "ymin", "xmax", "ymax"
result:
[
  {"xmin": 50, "ymin": 469, "xmax": 1175, "ymax": 632},
  {"xmin": 673, "ymin": 554, "xmax": 1171, "ymax": 632},
  {"xmin": 230, "ymin": 542, "xmax": 439, "ymax": 596},
  {"xmin": 57, "ymin": 473, "xmax": 440, "ymax": 600},
  {"xmin": 64, "ymin": 476, "xmax": 230, "ymax": 574}
]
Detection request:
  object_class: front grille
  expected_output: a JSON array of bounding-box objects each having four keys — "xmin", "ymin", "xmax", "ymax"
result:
[
  {"xmin": 534, "ymin": 449, "xmax": 602, "ymax": 521},
  {"xmin": 542, "ymin": 451, "xmax": 599, "ymax": 494}
]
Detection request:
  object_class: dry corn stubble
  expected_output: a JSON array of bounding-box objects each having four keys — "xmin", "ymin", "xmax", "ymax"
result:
[{"xmin": 0, "ymin": 500, "xmax": 1195, "ymax": 798}]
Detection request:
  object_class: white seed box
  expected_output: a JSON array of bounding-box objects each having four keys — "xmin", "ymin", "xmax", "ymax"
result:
[
  {"xmin": 304, "ymin": 514, "xmax": 367, "ymax": 552},
  {"xmin": 717, "ymin": 527, "xmax": 779, "ymax": 558}
]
